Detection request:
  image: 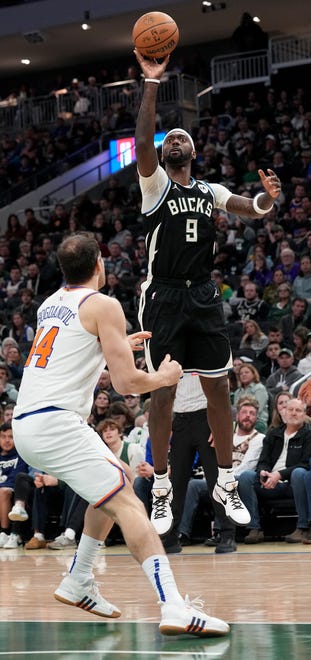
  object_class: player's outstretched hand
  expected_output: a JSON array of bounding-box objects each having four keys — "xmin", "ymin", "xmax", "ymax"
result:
[
  {"xmin": 158, "ymin": 353, "xmax": 183, "ymax": 386},
  {"xmin": 258, "ymin": 168, "xmax": 281, "ymax": 199},
  {"xmin": 134, "ymin": 48, "xmax": 170, "ymax": 80},
  {"xmin": 128, "ymin": 331, "xmax": 152, "ymax": 352}
]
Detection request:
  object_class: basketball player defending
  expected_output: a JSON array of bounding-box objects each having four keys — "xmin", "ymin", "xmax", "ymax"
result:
[
  {"xmin": 134, "ymin": 48, "xmax": 281, "ymax": 536},
  {"xmin": 12, "ymin": 233, "xmax": 229, "ymax": 637}
]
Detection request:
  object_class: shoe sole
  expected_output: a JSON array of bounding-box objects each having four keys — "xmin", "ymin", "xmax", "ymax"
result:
[
  {"xmin": 159, "ymin": 624, "xmax": 229, "ymax": 637},
  {"xmin": 54, "ymin": 592, "xmax": 121, "ymax": 618},
  {"xmin": 8, "ymin": 513, "xmax": 28, "ymax": 522},
  {"xmin": 47, "ymin": 544, "xmax": 77, "ymax": 550},
  {"xmin": 212, "ymin": 489, "xmax": 250, "ymax": 527}
]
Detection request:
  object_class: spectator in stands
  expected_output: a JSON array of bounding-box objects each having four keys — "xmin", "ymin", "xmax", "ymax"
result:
[
  {"xmin": 230, "ymin": 281, "xmax": 269, "ymax": 324},
  {"xmin": 237, "ymin": 398, "xmax": 311, "ymax": 544},
  {"xmin": 0, "ymin": 337, "xmax": 18, "ymax": 362},
  {"xmin": 3, "ymin": 402, "xmax": 15, "ymax": 424},
  {"xmin": 258, "ymin": 341, "xmax": 282, "ymax": 383},
  {"xmin": 0, "ymin": 312, "xmax": 9, "ymax": 343},
  {"xmin": 5, "ymin": 265, "xmax": 24, "ymax": 303},
  {"xmin": 4, "ymin": 214, "xmax": 26, "ymax": 243},
  {"xmin": 23, "ymin": 208, "xmax": 44, "ymax": 239},
  {"xmin": 233, "ymin": 363, "xmax": 269, "ymax": 431},
  {"xmin": 98, "ymin": 417, "xmax": 144, "ymax": 478},
  {"xmin": 267, "ymin": 282, "xmax": 292, "ymax": 322},
  {"xmin": 15, "ymin": 288, "xmax": 39, "ymax": 329},
  {"xmin": 122, "ymin": 394, "xmax": 143, "ymax": 421},
  {"xmin": 9, "ymin": 310, "xmax": 34, "ymax": 345},
  {"xmin": 47, "ymin": 203, "xmax": 69, "ymax": 235},
  {"xmin": 297, "ymin": 332, "xmax": 311, "ymax": 375},
  {"xmin": 102, "ymin": 271, "xmax": 128, "ymax": 303},
  {"xmin": 107, "ymin": 400, "xmax": 135, "ymax": 436},
  {"xmin": 32, "ymin": 247, "xmax": 61, "ymax": 296},
  {"xmin": 280, "ymin": 297, "xmax": 310, "ymax": 348},
  {"xmin": 239, "ymin": 320, "xmax": 268, "ymax": 357},
  {"xmin": 293, "ymin": 326, "xmax": 310, "ymax": 364},
  {"xmin": 277, "ymin": 248, "xmax": 300, "ymax": 283},
  {"xmin": 228, "ymin": 356, "xmax": 244, "ymax": 396},
  {"xmin": 266, "ymin": 348, "xmax": 303, "ymax": 398},
  {"xmin": 5, "ymin": 345, "xmax": 24, "ymax": 385},
  {"xmin": 104, "ymin": 241, "xmax": 133, "ymax": 279},
  {"xmin": 269, "ymin": 391, "xmax": 293, "ymax": 429},
  {"xmin": 292, "ymin": 254, "xmax": 311, "ymax": 304},
  {"xmin": 108, "ymin": 218, "xmax": 132, "ymax": 250},
  {"xmin": 0, "ymin": 421, "xmax": 28, "ymax": 548},
  {"xmin": 247, "ymin": 252, "xmax": 273, "ymax": 288},
  {"xmin": 231, "ymin": 12, "xmax": 268, "ymax": 53},
  {"xmin": 0, "ymin": 363, "xmax": 18, "ymax": 404},
  {"xmin": 89, "ymin": 390, "xmax": 111, "ymax": 428},
  {"xmin": 24, "ymin": 472, "xmax": 64, "ymax": 550}
]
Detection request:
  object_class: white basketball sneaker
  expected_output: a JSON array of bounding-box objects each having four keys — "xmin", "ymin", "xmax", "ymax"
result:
[
  {"xmin": 151, "ymin": 485, "xmax": 173, "ymax": 536},
  {"xmin": 159, "ymin": 595, "xmax": 230, "ymax": 637},
  {"xmin": 54, "ymin": 575, "xmax": 121, "ymax": 618},
  {"xmin": 8, "ymin": 504, "xmax": 28, "ymax": 522},
  {"xmin": 213, "ymin": 480, "xmax": 251, "ymax": 526}
]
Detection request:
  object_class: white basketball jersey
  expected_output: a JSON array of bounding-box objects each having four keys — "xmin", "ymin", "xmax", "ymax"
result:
[{"xmin": 14, "ymin": 287, "xmax": 105, "ymax": 419}]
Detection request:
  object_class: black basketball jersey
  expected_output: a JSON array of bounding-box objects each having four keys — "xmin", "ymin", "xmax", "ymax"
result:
[{"xmin": 142, "ymin": 177, "xmax": 217, "ymax": 280}]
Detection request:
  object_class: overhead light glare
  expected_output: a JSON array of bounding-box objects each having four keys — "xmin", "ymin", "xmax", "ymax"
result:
[
  {"xmin": 202, "ymin": 2, "xmax": 226, "ymax": 13},
  {"xmin": 21, "ymin": 58, "xmax": 30, "ymax": 65},
  {"xmin": 81, "ymin": 23, "xmax": 91, "ymax": 30},
  {"xmin": 253, "ymin": 16, "xmax": 261, "ymax": 23}
]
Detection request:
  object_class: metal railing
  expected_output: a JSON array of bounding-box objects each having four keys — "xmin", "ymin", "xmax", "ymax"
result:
[
  {"xmin": 0, "ymin": 73, "xmax": 204, "ymax": 134},
  {"xmin": 211, "ymin": 33, "xmax": 311, "ymax": 90},
  {"xmin": 211, "ymin": 49, "xmax": 270, "ymax": 90},
  {"xmin": 271, "ymin": 33, "xmax": 311, "ymax": 70}
]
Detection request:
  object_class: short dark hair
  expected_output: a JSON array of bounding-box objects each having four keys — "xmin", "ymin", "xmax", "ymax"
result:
[
  {"xmin": 0, "ymin": 422, "xmax": 12, "ymax": 432},
  {"xmin": 57, "ymin": 233, "xmax": 100, "ymax": 284}
]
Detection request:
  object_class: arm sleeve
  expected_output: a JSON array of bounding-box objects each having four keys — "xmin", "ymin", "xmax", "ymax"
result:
[
  {"xmin": 138, "ymin": 164, "xmax": 170, "ymax": 214},
  {"xmin": 209, "ymin": 183, "xmax": 232, "ymax": 211}
]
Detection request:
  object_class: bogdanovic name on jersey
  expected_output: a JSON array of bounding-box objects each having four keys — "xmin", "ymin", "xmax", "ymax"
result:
[
  {"xmin": 166, "ymin": 197, "xmax": 213, "ymax": 217},
  {"xmin": 37, "ymin": 304, "xmax": 76, "ymax": 327}
]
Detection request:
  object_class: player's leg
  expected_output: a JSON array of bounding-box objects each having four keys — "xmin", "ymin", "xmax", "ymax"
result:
[
  {"xmin": 148, "ymin": 385, "xmax": 176, "ymax": 535},
  {"xmin": 200, "ymin": 375, "xmax": 250, "ymax": 526},
  {"xmin": 54, "ymin": 504, "xmax": 119, "ymax": 617},
  {"xmin": 140, "ymin": 283, "xmax": 184, "ymax": 536},
  {"xmin": 99, "ymin": 479, "xmax": 230, "ymax": 637}
]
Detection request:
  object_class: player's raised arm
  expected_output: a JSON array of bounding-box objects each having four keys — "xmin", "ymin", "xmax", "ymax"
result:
[
  {"xmin": 134, "ymin": 49, "xmax": 169, "ymax": 177},
  {"xmin": 226, "ymin": 168, "xmax": 282, "ymax": 219},
  {"xmin": 82, "ymin": 293, "xmax": 182, "ymax": 395}
]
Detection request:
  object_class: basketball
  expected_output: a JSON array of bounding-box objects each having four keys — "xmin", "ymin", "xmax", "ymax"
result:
[{"xmin": 132, "ymin": 11, "xmax": 179, "ymax": 59}]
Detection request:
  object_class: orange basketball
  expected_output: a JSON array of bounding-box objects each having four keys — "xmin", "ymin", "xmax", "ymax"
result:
[{"xmin": 132, "ymin": 11, "xmax": 179, "ymax": 59}]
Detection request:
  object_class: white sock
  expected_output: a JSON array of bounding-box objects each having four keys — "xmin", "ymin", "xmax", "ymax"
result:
[
  {"xmin": 69, "ymin": 533, "xmax": 103, "ymax": 584},
  {"xmin": 34, "ymin": 532, "xmax": 45, "ymax": 541},
  {"xmin": 64, "ymin": 528, "xmax": 76, "ymax": 541},
  {"xmin": 142, "ymin": 554, "xmax": 183, "ymax": 605},
  {"xmin": 153, "ymin": 472, "xmax": 171, "ymax": 491},
  {"xmin": 218, "ymin": 467, "xmax": 235, "ymax": 488}
]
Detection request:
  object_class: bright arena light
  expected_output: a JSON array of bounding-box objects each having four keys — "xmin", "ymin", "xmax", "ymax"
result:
[{"xmin": 21, "ymin": 59, "xmax": 30, "ymax": 65}]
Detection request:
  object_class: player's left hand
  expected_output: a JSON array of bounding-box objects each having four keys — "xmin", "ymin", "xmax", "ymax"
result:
[
  {"xmin": 128, "ymin": 331, "xmax": 152, "ymax": 351},
  {"xmin": 258, "ymin": 168, "xmax": 281, "ymax": 199}
]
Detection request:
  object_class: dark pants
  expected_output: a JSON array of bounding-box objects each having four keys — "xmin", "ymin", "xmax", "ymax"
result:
[
  {"xmin": 60, "ymin": 485, "xmax": 88, "ymax": 537},
  {"xmin": 169, "ymin": 408, "xmax": 235, "ymax": 540}
]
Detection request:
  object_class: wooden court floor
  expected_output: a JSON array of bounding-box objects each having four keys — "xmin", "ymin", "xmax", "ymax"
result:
[{"xmin": 1, "ymin": 543, "xmax": 311, "ymax": 659}]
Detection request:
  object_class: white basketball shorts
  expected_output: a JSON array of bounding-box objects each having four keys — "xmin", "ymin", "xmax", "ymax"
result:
[{"xmin": 12, "ymin": 409, "xmax": 125, "ymax": 507}]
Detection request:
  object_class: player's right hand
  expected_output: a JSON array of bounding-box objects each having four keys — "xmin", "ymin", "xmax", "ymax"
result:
[
  {"xmin": 134, "ymin": 48, "xmax": 169, "ymax": 79},
  {"xmin": 158, "ymin": 353, "xmax": 183, "ymax": 385}
]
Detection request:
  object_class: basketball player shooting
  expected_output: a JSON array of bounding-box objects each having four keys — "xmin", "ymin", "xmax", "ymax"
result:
[{"xmin": 134, "ymin": 47, "xmax": 282, "ymax": 536}]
